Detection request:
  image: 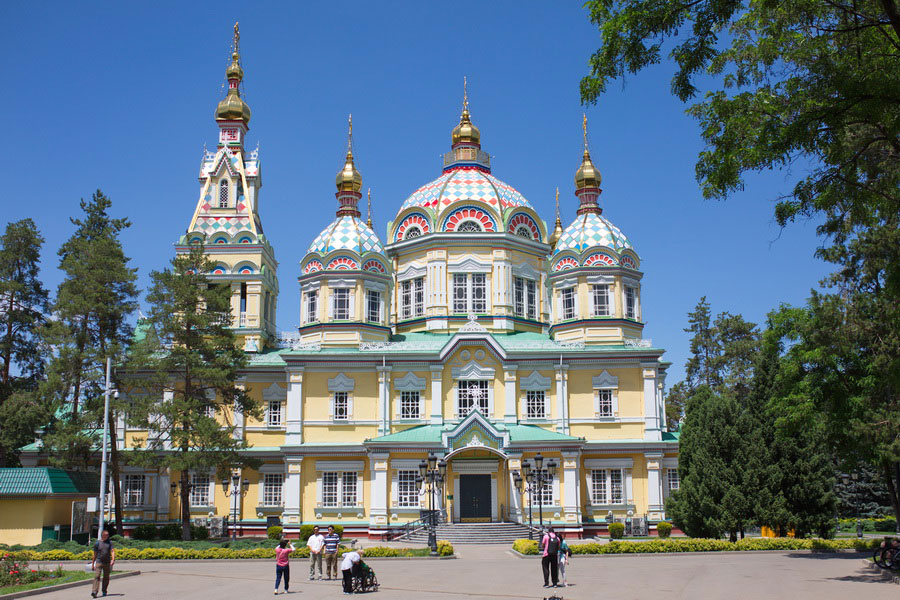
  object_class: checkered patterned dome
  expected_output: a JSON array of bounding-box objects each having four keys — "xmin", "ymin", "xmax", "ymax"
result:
[
  {"xmin": 307, "ymin": 215, "xmax": 386, "ymax": 257},
  {"xmin": 552, "ymin": 212, "xmax": 633, "ymax": 256},
  {"xmin": 399, "ymin": 167, "xmax": 533, "ymax": 217}
]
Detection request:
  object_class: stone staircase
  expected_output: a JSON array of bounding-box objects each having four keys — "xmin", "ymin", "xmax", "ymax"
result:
[{"xmin": 398, "ymin": 522, "xmax": 534, "ymax": 544}]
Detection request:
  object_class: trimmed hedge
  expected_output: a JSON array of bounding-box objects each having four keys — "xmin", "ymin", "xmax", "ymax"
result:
[
  {"xmin": 656, "ymin": 522, "xmax": 673, "ymax": 539},
  {"xmin": 267, "ymin": 526, "xmax": 283, "ymax": 540},
  {"xmin": 608, "ymin": 522, "xmax": 625, "ymax": 539},
  {"xmin": 12, "ymin": 542, "xmax": 453, "ymax": 561},
  {"xmin": 511, "ymin": 537, "xmax": 881, "ymax": 555}
]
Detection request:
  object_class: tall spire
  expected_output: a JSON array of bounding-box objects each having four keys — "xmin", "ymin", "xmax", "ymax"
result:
[
  {"xmin": 215, "ymin": 22, "xmax": 251, "ymax": 148},
  {"xmin": 451, "ymin": 76, "xmax": 481, "ymax": 147},
  {"xmin": 574, "ymin": 113, "xmax": 603, "ymax": 215},
  {"xmin": 335, "ymin": 115, "xmax": 363, "ymax": 216},
  {"xmin": 549, "ymin": 187, "xmax": 564, "ymax": 248},
  {"xmin": 366, "ymin": 188, "xmax": 373, "ymax": 228}
]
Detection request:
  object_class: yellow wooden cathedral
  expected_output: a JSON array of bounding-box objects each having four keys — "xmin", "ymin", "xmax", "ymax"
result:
[{"xmin": 34, "ymin": 26, "xmax": 680, "ymax": 539}]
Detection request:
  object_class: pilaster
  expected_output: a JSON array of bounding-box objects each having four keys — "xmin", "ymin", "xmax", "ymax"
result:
[
  {"xmin": 377, "ymin": 366, "xmax": 392, "ymax": 435},
  {"xmin": 283, "ymin": 457, "xmax": 303, "ymax": 525},
  {"xmin": 368, "ymin": 453, "xmax": 389, "ymax": 529},
  {"xmin": 555, "ymin": 364, "xmax": 569, "ymax": 434},
  {"xmin": 642, "ymin": 363, "xmax": 661, "ymax": 441},
  {"xmin": 562, "ymin": 451, "xmax": 582, "ymax": 524},
  {"xmin": 430, "ymin": 366, "xmax": 444, "ymax": 425},
  {"xmin": 645, "ymin": 452, "xmax": 665, "ymax": 518},
  {"xmin": 507, "ymin": 453, "xmax": 524, "ymax": 523},
  {"xmin": 285, "ymin": 368, "xmax": 304, "ymax": 445},
  {"xmin": 503, "ymin": 364, "xmax": 518, "ymax": 424}
]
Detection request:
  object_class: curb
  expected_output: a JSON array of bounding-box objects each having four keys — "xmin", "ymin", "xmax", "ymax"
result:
[
  {"xmin": 0, "ymin": 571, "xmax": 140, "ymax": 600},
  {"xmin": 860, "ymin": 559, "xmax": 900, "ymax": 585},
  {"xmin": 509, "ymin": 548, "xmax": 870, "ymax": 559}
]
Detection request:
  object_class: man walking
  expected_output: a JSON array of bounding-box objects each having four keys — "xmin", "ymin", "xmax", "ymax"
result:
[
  {"xmin": 90, "ymin": 529, "xmax": 115, "ymax": 598},
  {"xmin": 307, "ymin": 525, "xmax": 325, "ymax": 580},
  {"xmin": 323, "ymin": 525, "xmax": 341, "ymax": 580}
]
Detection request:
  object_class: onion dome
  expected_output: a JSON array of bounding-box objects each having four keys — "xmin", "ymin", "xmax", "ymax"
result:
[
  {"xmin": 336, "ymin": 150, "xmax": 362, "ymax": 192},
  {"xmin": 451, "ymin": 77, "xmax": 481, "ymax": 146},
  {"xmin": 399, "ymin": 167, "xmax": 533, "ymax": 213},
  {"xmin": 574, "ymin": 150, "xmax": 601, "ymax": 189},
  {"xmin": 307, "ymin": 215, "xmax": 386, "ymax": 257},
  {"xmin": 552, "ymin": 212, "xmax": 633, "ymax": 256},
  {"xmin": 215, "ymin": 24, "xmax": 251, "ymax": 124}
]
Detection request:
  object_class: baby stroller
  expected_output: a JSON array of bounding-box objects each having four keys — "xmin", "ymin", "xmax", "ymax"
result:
[{"xmin": 352, "ymin": 560, "xmax": 379, "ymax": 593}]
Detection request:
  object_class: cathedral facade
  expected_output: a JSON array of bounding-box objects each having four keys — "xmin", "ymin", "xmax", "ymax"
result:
[{"xmin": 113, "ymin": 29, "xmax": 678, "ymax": 538}]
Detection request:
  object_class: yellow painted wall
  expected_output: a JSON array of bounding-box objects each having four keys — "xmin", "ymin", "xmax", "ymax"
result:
[{"xmin": 0, "ymin": 499, "xmax": 45, "ymax": 545}]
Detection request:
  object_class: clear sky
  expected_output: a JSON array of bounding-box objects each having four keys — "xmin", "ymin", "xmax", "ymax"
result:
[{"xmin": 3, "ymin": 1, "xmax": 831, "ymax": 385}]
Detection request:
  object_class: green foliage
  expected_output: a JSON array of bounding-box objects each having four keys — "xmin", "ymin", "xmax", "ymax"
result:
[
  {"xmin": 267, "ymin": 526, "xmax": 283, "ymax": 540},
  {"xmin": 656, "ymin": 522, "xmax": 672, "ymax": 539},
  {"xmin": 608, "ymin": 522, "xmax": 625, "ymax": 539},
  {"xmin": 436, "ymin": 540, "xmax": 453, "ymax": 556},
  {"xmin": 190, "ymin": 525, "xmax": 209, "ymax": 540},
  {"xmin": 132, "ymin": 524, "xmax": 158, "ymax": 540},
  {"xmin": 514, "ymin": 537, "xmax": 880, "ymax": 556},
  {"xmin": 299, "ymin": 525, "xmax": 315, "ymax": 541},
  {"xmin": 158, "ymin": 524, "xmax": 182, "ymax": 540},
  {"xmin": 125, "ymin": 243, "xmax": 262, "ymax": 539}
]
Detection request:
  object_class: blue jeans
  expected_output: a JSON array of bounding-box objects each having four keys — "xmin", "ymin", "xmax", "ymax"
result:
[{"xmin": 275, "ymin": 564, "xmax": 290, "ymax": 591}]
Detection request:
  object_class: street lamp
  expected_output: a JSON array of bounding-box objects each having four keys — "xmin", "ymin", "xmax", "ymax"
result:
[
  {"xmin": 841, "ymin": 472, "xmax": 863, "ymax": 539},
  {"xmin": 97, "ymin": 356, "xmax": 118, "ymax": 538},
  {"xmin": 516, "ymin": 454, "xmax": 557, "ymax": 537},
  {"xmin": 417, "ymin": 453, "xmax": 446, "ymax": 556},
  {"xmin": 222, "ymin": 474, "xmax": 250, "ymax": 541}
]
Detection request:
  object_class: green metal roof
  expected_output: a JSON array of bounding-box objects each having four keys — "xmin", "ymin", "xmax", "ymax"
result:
[
  {"xmin": 366, "ymin": 421, "xmax": 582, "ymax": 445},
  {"xmin": 0, "ymin": 468, "xmax": 100, "ymax": 496},
  {"xmin": 662, "ymin": 431, "xmax": 680, "ymax": 442}
]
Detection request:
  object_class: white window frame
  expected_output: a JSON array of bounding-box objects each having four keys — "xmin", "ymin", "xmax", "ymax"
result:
[
  {"xmin": 332, "ymin": 391, "xmax": 350, "ymax": 421},
  {"xmin": 525, "ymin": 390, "xmax": 546, "ymax": 419},
  {"xmin": 560, "ymin": 286, "xmax": 576, "ymax": 320},
  {"xmin": 456, "ymin": 380, "xmax": 489, "ymax": 418},
  {"xmin": 591, "ymin": 283, "xmax": 612, "ymax": 317},
  {"xmin": 304, "ymin": 290, "xmax": 318, "ymax": 324},
  {"xmin": 366, "ymin": 289, "xmax": 382, "ymax": 324},
  {"xmin": 316, "ymin": 461, "xmax": 364, "ymax": 509},
  {"xmin": 585, "ymin": 458, "xmax": 634, "ymax": 506},
  {"xmin": 189, "ymin": 472, "xmax": 212, "ymax": 507},
  {"xmin": 667, "ymin": 468, "xmax": 680, "ymax": 493},
  {"xmin": 332, "ymin": 288, "xmax": 350, "ymax": 320},
  {"xmin": 262, "ymin": 473, "xmax": 284, "ymax": 506},
  {"xmin": 328, "ymin": 373, "xmax": 354, "ymax": 421},
  {"xmin": 400, "ymin": 391, "xmax": 421, "ymax": 420},
  {"xmin": 123, "ymin": 474, "xmax": 146, "ymax": 507},
  {"xmin": 267, "ymin": 399, "xmax": 283, "ymax": 426},
  {"xmin": 396, "ymin": 470, "xmax": 419, "ymax": 508},
  {"xmin": 519, "ymin": 370, "xmax": 552, "ymax": 421},
  {"xmin": 401, "ymin": 278, "xmax": 424, "ymax": 319},
  {"xmin": 592, "ymin": 371, "xmax": 619, "ymax": 419},
  {"xmin": 514, "ymin": 276, "xmax": 538, "ymax": 320},
  {"xmin": 625, "ymin": 285, "xmax": 638, "ymax": 319},
  {"xmin": 218, "ymin": 179, "xmax": 229, "ymax": 208}
]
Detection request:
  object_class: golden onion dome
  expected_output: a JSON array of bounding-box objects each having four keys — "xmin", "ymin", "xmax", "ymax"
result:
[
  {"xmin": 451, "ymin": 108, "xmax": 481, "ymax": 146},
  {"xmin": 215, "ymin": 52, "xmax": 251, "ymax": 123},
  {"xmin": 336, "ymin": 150, "xmax": 363, "ymax": 192},
  {"xmin": 575, "ymin": 150, "xmax": 601, "ymax": 189}
]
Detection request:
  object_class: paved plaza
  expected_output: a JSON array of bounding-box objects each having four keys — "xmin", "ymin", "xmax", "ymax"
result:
[{"xmin": 35, "ymin": 546, "xmax": 896, "ymax": 600}]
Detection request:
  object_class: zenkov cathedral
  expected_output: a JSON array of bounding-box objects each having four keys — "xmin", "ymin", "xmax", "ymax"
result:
[{"xmin": 91, "ymin": 27, "xmax": 678, "ymax": 538}]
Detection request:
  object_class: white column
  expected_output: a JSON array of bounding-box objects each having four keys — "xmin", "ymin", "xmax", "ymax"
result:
[
  {"xmin": 283, "ymin": 458, "xmax": 303, "ymax": 526},
  {"xmin": 503, "ymin": 364, "xmax": 517, "ymax": 424},
  {"xmin": 555, "ymin": 364, "xmax": 569, "ymax": 434},
  {"xmin": 642, "ymin": 363, "xmax": 662, "ymax": 441},
  {"xmin": 507, "ymin": 455, "xmax": 523, "ymax": 523},
  {"xmin": 645, "ymin": 453, "xmax": 664, "ymax": 516},
  {"xmin": 430, "ymin": 366, "xmax": 443, "ymax": 425},
  {"xmin": 285, "ymin": 368, "xmax": 304, "ymax": 445},
  {"xmin": 369, "ymin": 454, "xmax": 389, "ymax": 530},
  {"xmin": 562, "ymin": 452, "xmax": 581, "ymax": 524},
  {"xmin": 377, "ymin": 366, "xmax": 391, "ymax": 436}
]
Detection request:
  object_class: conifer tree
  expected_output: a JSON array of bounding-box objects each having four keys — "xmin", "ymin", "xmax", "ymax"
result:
[
  {"xmin": 0, "ymin": 219, "xmax": 50, "ymax": 466},
  {"xmin": 126, "ymin": 244, "xmax": 261, "ymax": 540}
]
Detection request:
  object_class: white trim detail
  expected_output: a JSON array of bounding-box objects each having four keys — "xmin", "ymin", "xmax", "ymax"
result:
[
  {"xmin": 397, "ymin": 264, "xmax": 427, "ymax": 282},
  {"xmin": 452, "ymin": 360, "xmax": 495, "ymax": 379},
  {"xmin": 315, "ymin": 460, "xmax": 364, "ymax": 471},
  {"xmin": 328, "ymin": 373, "xmax": 355, "ymax": 392},
  {"xmin": 447, "ymin": 256, "xmax": 491, "ymax": 273},
  {"xmin": 262, "ymin": 382, "xmax": 286, "ymax": 401},
  {"xmin": 584, "ymin": 458, "xmax": 634, "ymax": 469},
  {"xmin": 520, "ymin": 370, "xmax": 552, "ymax": 391},
  {"xmin": 394, "ymin": 371, "xmax": 427, "ymax": 392},
  {"xmin": 512, "ymin": 262, "xmax": 541, "ymax": 280},
  {"xmin": 592, "ymin": 370, "xmax": 619, "ymax": 389}
]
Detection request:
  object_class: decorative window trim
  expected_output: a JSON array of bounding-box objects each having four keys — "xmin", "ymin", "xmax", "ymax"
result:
[
  {"xmin": 592, "ymin": 371, "xmax": 618, "ymax": 389},
  {"xmin": 455, "ymin": 380, "xmax": 493, "ymax": 418},
  {"xmin": 451, "ymin": 361, "xmax": 495, "ymax": 379},
  {"xmin": 262, "ymin": 383, "xmax": 286, "ymax": 401},
  {"xmin": 315, "ymin": 460, "xmax": 365, "ymax": 471},
  {"xmin": 447, "ymin": 256, "xmax": 491, "ymax": 274},
  {"xmin": 593, "ymin": 370, "xmax": 619, "ymax": 418},
  {"xmin": 316, "ymin": 469, "xmax": 363, "ymax": 508},
  {"xmin": 328, "ymin": 373, "xmax": 354, "ymax": 392},
  {"xmin": 327, "ymin": 278, "xmax": 357, "ymax": 289},
  {"xmin": 397, "ymin": 264, "xmax": 427, "ymax": 282},
  {"xmin": 519, "ymin": 370, "xmax": 552, "ymax": 391},
  {"xmin": 661, "ymin": 458, "xmax": 679, "ymax": 469},
  {"xmin": 363, "ymin": 280, "xmax": 388, "ymax": 292},
  {"xmin": 512, "ymin": 261, "xmax": 541, "ymax": 280},
  {"xmin": 258, "ymin": 463, "xmax": 286, "ymax": 474},
  {"xmin": 584, "ymin": 458, "xmax": 634, "ymax": 469},
  {"xmin": 394, "ymin": 372, "xmax": 427, "ymax": 392}
]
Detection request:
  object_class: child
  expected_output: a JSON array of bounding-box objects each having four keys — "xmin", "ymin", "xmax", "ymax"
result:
[
  {"xmin": 274, "ymin": 538, "xmax": 295, "ymax": 594},
  {"xmin": 557, "ymin": 532, "xmax": 572, "ymax": 587}
]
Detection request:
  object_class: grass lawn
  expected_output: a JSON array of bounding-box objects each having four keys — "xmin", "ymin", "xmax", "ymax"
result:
[{"xmin": 0, "ymin": 570, "xmax": 95, "ymax": 595}]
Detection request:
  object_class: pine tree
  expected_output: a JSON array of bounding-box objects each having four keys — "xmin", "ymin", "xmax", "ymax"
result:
[
  {"xmin": 684, "ymin": 297, "xmax": 718, "ymax": 389},
  {"xmin": 0, "ymin": 219, "xmax": 50, "ymax": 466},
  {"xmin": 126, "ymin": 244, "xmax": 261, "ymax": 540}
]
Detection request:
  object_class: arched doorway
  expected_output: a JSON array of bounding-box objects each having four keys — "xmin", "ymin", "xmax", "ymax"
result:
[{"xmin": 444, "ymin": 447, "xmax": 509, "ymax": 523}]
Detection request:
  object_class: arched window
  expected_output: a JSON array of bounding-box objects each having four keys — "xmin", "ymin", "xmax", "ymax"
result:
[
  {"xmin": 457, "ymin": 221, "xmax": 482, "ymax": 233},
  {"xmin": 515, "ymin": 225, "xmax": 533, "ymax": 239},
  {"xmin": 405, "ymin": 226, "xmax": 422, "ymax": 239},
  {"xmin": 218, "ymin": 179, "xmax": 229, "ymax": 208}
]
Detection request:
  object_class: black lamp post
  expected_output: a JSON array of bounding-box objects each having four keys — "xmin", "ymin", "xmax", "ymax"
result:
[
  {"xmin": 417, "ymin": 453, "xmax": 447, "ymax": 556},
  {"xmin": 513, "ymin": 467, "xmax": 533, "ymax": 539},
  {"xmin": 841, "ymin": 472, "xmax": 862, "ymax": 539},
  {"xmin": 221, "ymin": 474, "xmax": 250, "ymax": 541},
  {"xmin": 517, "ymin": 454, "xmax": 557, "ymax": 537}
]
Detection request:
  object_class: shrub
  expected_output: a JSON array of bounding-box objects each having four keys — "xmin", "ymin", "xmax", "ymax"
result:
[
  {"xmin": 299, "ymin": 525, "xmax": 315, "ymax": 541},
  {"xmin": 191, "ymin": 525, "xmax": 209, "ymax": 540},
  {"xmin": 512, "ymin": 539, "xmax": 539, "ymax": 555},
  {"xmin": 267, "ymin": 526, "xmax": 283, "ymax": 540},
  {"xmin": 608, "ymin": 522, "xmax": 625, "ymax": 539},
  {"xmin": 516, "ymin": 537, "xmax": 882, "ymax": 556},
  {"xmin": 656, "ymin": 522, "xmax": 673, "ymax": 539},
  {"xmin": 331, "ymin": 525, "xmax": 344, "ymax": 538},
  {"xmin": 158, "ymin": 524, "xmax": 182, "ymax": 540},
  {"xmin": 874, "ymin": 519, "xmax": 896, "ymax": 532},
  {"xmin": 132, "ymin": 524, "xmax": 158, "ymax": 540},
  {"xmin": 437, "ymin": 540, "xmax": 454, "ymax": 557}
]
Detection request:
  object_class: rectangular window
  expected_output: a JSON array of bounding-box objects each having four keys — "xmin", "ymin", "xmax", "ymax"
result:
[
  {"xmin": 190, "ymin": 474, "xmax": 210, "ymax": 507},
  {"xmin": 457, "ymin": 380, "xmax": 489, "ymax": 417},
  {"xmin": 597, "ymin": 389, "xmax": 614, "ymax": 417},
  {"xmin": 123, "ymin": 474, "xmax": 145, "ymax": 507},
  {"xmin": 667, "ymin": 469, "xmax": 680, "ymax": 492},
  {"xmin": 453, "ymin": 273, "xmax": 488, "ymax": 314},
  {"xmin": 592, "ymin": 284, "xmax": 610, "ymax": 317},
  {"xmin": 397, "ymin": 470, "xmax": 419, "ymax": 508},
  {"xmin": 590, "ymin": 469, "xmax": 607, "ymax": 505},
  {"xmin": 305, "ymin": 291, "xmax": 318, "ymax": 323},
  {"xmin": 322, "ymin": 472, "xmax": 339, "ymax": 507},
  {"xmin": 561, "ymin": 287, "xmax": 575, "ymax": 320},
  {"xmin": 526, "ymin": 279, "xmax": 536, "ymax": 319},
  {"xmin": 263, "ymin": 473, "xmax": 284, "ymax": 506},
  {"xmin": 610, "ymin": 470, "xmax": 623, "ymax": 504},
  {"xmin": 400, "ymin": 391, "xmax": 420, "ymax": 420},
  {"xmin": 471, "ymin": 273, "xmax": 486, "ymax": 312},
  {"xmin": 531, "ymin": 480, "xmax": 553, "ymax": 506},
  {"xmin": 525, "ymin": 390, "xmax": 546, "ymax": 419},
  {"xmin": 342, "ymin": 472, "xmax": 358, "ymax": 506},
  {"xmin": 514, "ymin": 277, "xmax": 524, "ymax": 317},
  {"xmin": 267, "ymin": 400, "xmax": 282, "ymax": 426},
  {"xmin": 333, "ymin": 288, "xmax": 350, "ymax": 320},
  {"xmin": 514, "ymin": 277, "xmax": 538, "ymax": 319},
  {"xmin": 366, "ymin": 290, "xmax": 381, "ymax": 323},
  {"xmin": 452, "ymin": 274, "xmax": 468, "ymax": 313},
  {"xmin": 333, "ymin": 391, "xmax": 349, "ymax": 420},
  {"xmin": 401, "ymin": 278, "xmax": 424, "ymax": 319},
  {"xmin": 200, "ymin": 402, "xmax": 215, "ymax": 418},
  {"xmin": 625, "ymin": 286, "xmax": 637, "ymax": 319}
]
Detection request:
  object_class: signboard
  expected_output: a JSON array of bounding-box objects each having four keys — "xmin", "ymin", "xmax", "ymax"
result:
[{"xmin": 71, "ymin": 501, "xmax": 88, "ymax": 540}]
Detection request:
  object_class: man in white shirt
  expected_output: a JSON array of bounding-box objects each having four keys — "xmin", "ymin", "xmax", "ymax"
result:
[
  {"xmin": 307, "ymin": 526, "xmax": 326, "ymax": 580},
  {"xmin": 340, "ymin": 548, "xmax": 363, "ymax": 595}
]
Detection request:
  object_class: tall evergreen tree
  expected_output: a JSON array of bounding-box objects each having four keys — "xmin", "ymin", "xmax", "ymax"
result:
[
  {"xmin": 0, "ymin": 219, "xmax": 50, "ymax": 466},
  {"xmin": 126, "ymin": 244, "xmax": 261, "ymax": 540}
]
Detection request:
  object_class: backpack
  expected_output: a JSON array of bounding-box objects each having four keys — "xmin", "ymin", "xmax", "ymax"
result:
[{"xmin": 546, "ymin": 534, "xmax": 560, "ymax": 555}]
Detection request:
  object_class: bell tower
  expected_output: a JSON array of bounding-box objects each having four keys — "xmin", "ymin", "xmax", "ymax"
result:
[{"xmin": 176, "ymin": 23, "xmax": 279, "ymax": 352}]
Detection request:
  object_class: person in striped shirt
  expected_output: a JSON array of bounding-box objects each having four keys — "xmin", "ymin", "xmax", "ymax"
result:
[{"xmin": 323, "ymin": 525, "xmax": 341, "ymax": 580}]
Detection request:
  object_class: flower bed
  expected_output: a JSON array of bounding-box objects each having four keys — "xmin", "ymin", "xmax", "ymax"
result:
[{"xmin": 512, "ymin": 537, "xmax": 880, "ymax": 555}]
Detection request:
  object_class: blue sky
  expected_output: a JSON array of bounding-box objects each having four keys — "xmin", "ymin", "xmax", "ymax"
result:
[{"xmin": 3, "ymin": 2, "xmax": 831, "ymax": 385}]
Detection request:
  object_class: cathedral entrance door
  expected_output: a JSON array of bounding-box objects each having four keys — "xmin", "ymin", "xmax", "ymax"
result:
[{"xmin": 459, "ymin": 474, "xmax": 491, "ymax": 522}]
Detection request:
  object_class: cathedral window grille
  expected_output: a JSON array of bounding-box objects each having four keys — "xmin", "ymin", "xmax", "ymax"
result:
[
  {"xmin": 596, "ymin": 389, "xmax": 614, "ymax": 417},
  {"xmin": 189, "ymin": 474, "xmax": 210, "ymax": 507},
  {"xmin": 333, "ymin": 391, "xmax": 349, "ymax": 420},
  {"xmin": 367, "ymin": 290, "xmax": 381, "ymax": 323},
  {"xmin": 405, "ymin": 226, "xmax": 422, "ymax": 239},
  {"xmin": 525, "ymin": 390, "xmax": 546, "ymax": 419},
  {"xmin": 304, "ymin": 291, "xmax": 318, "ymax": 324},
  {"xmin": 515, "ymin": 225, "xmax": 533, "ymax": 239},
  {"xmin": 401, "ymin": 278, "xmax": 424, "ymax": 319},
  {"xmin": 452, "ymin": 273, "xmax": 487, "ymax": 314},
  {"xmin": 610, "ymin": 470, "xmax": 623, "ymax": 504},
  {"xmin": 561, "ymin": 287, "xmax": 576, "ymax": 320},
  {"xmin": 400, "ymin": 391, "xmax": 420, "ymax": 419},
  {"xmin": 592, "ymin": 284, "xmax": 611, "ymax": 317},
  {"xmin": 333, "ymin": 288, "xmax": 350, "ymax": 320},
  {"xmin": 219, "ymin": 179, "xmax": 229, "ymax": 208},
  {"xmin": 457, "ymin": 380, "xmax": 489, "ymax": 417},
  {"xmin": 514, "ymin": 277, "xmax": 537, "ymax": 319},
  {"xmin": 397, "ymin": 470, "xmax": 419, "ymax": 507},
  {"xmin": 263, "ymin": 473, "xmax": 284, "ymax": 506},
  {"xmin": 123, "ymin": 474, "xmax": 145, "ymax": 506},
  {"xmin": 267, "ymin": 400, "xmax": 283, "ymax": 426},
  {"xmin": 457, "ymin": 220, "xmax": 482, "ymax": 232},
  {"xmin": 322, "ymin": 472, "xmax": 339, "ymax": 507}
]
